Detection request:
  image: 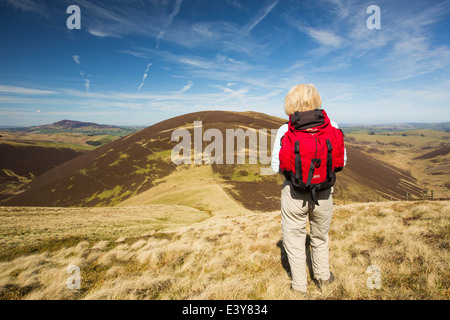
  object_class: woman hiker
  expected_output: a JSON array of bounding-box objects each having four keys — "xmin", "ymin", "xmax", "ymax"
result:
[{"xmin": 271, "ymin": 84, "xmax": 347, "ymax": 294}]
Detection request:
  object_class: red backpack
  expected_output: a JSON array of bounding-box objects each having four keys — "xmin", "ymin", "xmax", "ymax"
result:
[{"xmin": 279, "ymin": 109, "xmax": 345, "ymax": 205}]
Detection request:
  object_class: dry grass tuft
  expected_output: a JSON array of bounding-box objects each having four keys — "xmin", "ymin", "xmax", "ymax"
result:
[{"xmin": 0, "ymin": 201, "xmax": 448, "ymax": 300}]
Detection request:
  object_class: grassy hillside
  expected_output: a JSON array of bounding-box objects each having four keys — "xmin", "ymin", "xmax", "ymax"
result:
[
  {"xmin": 341, "ymin": 122, "xmax": 450, "ymax": 134},
  {"xmin": 118, "ymin": 165, "xmax": 250, "ymax": 216},
  {"xmin": 345, "ymin": 129, "xmax": 450, "ymax": 199},
  {"xmin": 0, "ymin": 131, "xmax": 122, "ymax": 151},
  {"xmin": 0, "ymin": 200, "xmax": 448, "ymax": 300}
]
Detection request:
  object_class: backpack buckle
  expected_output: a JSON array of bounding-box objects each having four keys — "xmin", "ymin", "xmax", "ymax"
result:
[{"xmin": 313, "ymin": 158, "xmax": 321, "ymax": 168}]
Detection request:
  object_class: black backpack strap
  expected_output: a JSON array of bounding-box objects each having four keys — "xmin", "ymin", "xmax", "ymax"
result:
[
  {"xmin": 306, "ymin": 157, "xmax": 321, "ymax": 206},
  {"xmin": 311, "ymin": 187, "xmax": 319, "ymax": 206},
  {"xmin": 294, "ymin": 141, "xmax": 301, "ymax": 183},
  {"xmin": 311, "ymin": 188, "xmax": 320, "ymax": 206},
  {"xmin": 305, "ymin": 158, "xmax": 321, "ymax": 189},
  {"xmin": 326, "ymin": 139, "xmax": 333, "ymax": 181}
]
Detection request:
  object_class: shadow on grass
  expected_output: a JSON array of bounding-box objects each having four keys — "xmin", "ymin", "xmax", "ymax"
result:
[{"xmin": 276, "ymin": 235, "xmax": 314, "ymax": 281}]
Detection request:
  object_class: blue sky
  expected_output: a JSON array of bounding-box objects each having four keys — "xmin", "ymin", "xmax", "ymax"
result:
[{"xmin": 0, "ymin": 0, "xmax": 449, "ymax": 126}]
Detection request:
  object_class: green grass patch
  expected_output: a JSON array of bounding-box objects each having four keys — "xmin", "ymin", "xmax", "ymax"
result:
[
  {"xmin": 146, "ymin": 149, "xmax": 172, "ymax": 161},
  {"xmin": 0, "ymin": 235, "xmax": 87, "ymax": 262},
  {"xmin": 1, "ymin": 169, "xmax": 30, "ymax": 183},
  {"xmin": 83, "ymin": 186, "xmax": 136, "ymax": 207},
  {"xmin": 109, "ymin": 153, "xmax": 130, "ymax": 167},
  {"xmin": 0, "ymin": 282, "xmax": 42, "ymax": 300},
  {"xmin": 134, "ymin": 163, "xmax": 156, "ymax": 175},
  {"xmin": 96, "ymin": 186, "xmax": 123, "ymax": 200},
  {"xmin": 0, "ymin": 140, "xmax": 94, "ymax": 151},
  {"xmin": 231, "ymin": 168, "xmax": 263, "ymax": 182}
]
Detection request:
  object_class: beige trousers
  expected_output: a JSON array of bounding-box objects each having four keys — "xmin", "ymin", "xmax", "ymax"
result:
[{"xmin": 281, "ymin": 180, "xmax": 333, "ymax": 292}]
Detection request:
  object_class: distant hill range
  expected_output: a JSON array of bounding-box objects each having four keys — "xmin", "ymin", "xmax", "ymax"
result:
[
  {"xmin": 0, "ymin": 120, "xmax": 146, "ymax": 200},
  {"xmin": 340, "ymin": 122, "xmax": 450, "ymax": 134},
  {"xmin": 36, "ymin": 120, "xmax": 119, "ymax": 131},
  {"xmin": 6, "ymin": 119, "xmax": 143, "ymax": 136},
  {"xmin": 1, "ymin": 111, "xmax": 428, "ymax": 210}
]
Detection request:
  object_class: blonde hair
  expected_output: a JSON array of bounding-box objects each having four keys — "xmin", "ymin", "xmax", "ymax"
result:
[{"xmin": 284, "ymin": 84, "xmax": 322, "ymax": 115}]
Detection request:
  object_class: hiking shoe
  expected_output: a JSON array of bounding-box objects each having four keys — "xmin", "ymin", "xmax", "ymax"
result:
[
  {"xmin": 290, "ymin": 286, "xmax": 308, "ymax": 298},
  {"xmin": 315, "ymin": 271, "xmax": 335, "ymax": 288}
]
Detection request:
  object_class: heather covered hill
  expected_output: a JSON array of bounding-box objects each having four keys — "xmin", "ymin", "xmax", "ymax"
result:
[
  {"xmin": 0, "ymin": 144, "xmax": 85, "ymax": 202},
  {"xmin": 1, "ymin": 111, "xmax": 427, "ymax": 208},
  {"xmin": 0, "ymin": 144, "xmax": 84, "ymax": 179},
  {"xmin": 1, "ymin": 111, "xmax": 284, "ymax": 207},
  {"xmin": 22, "ymin": 120, "xmax": 132, "ymax": 135},
  {"xmin": 2, "ymin": 120, "xmax": 142, "ymax": 138},
  {"xmin": 36, "ymin": 120, "xmax": 119, "ymax": 131}
]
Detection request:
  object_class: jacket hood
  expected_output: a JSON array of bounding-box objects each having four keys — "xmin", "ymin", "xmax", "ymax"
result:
[{"xmin": 289, "ymin": 109, "xmax": 330, "ymax": 131}]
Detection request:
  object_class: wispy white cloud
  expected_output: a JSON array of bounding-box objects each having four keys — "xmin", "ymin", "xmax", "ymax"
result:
[
  {"xmin": 144, "ymin": 63, "xmax": 151, "ymax": 74},
  {"xmin": 3, "ymin": 75, "xmax": 448, "ymax": 127},
  {"xmin": 385, "ymin": 37, "xmax": 450, "ymax": 80},
  {"xmin": 343, "ymin": 0, "xmax": 450, "ymax": 80},
  {"xmin": 210, "ymin": 84, "xmax": 235, "ymax": 94},
  {"xmin": 1, "ymin": 83, "xmax": 277, "ymax": 116},
  {"xmin": 131, "ymin": 48, "xmax": 270, "ymax": 89},
  {"xmin": 0, "ymin": 85, "xmax": 57, "ymax": 95},
  {"xmin": 209, "ymin": 84, "xmax": 249, "ymax": 102},
  {"xmin": 76, "ymin": 0, "xmax": 160, "ymax": 39},
  {"xmin": 153, "ymin": 19, "xmax": 267, "ymax": 56},
  {"xmin": 137, "ymin": 62, "xmax": 152, "ymax": 92},
  {"xmin": 191, "ymin": 23, "xmax": 216, "ymax": 39},
  {"xmin": 156, "ymin": 0, "xmax": 184, "ymax": 48},
  {"xmin": 155, "ymin": 31, "xmax": 165, "ymax": 48},
  {"xmin": 283, "ymin": 0, "xmax": 450, "ymax": 83},
  {"xmin": 73, "ymin": 55, "xmax": 80, "ymax": 65},
  {"xmin": 175, "ymin": 80, "xmax": 193, "ymax": 95},
  {"xmin": 322, "ymin": 0, "xmax": 351, "ymax": 20},
  {"xmin": 244, "ymin": 0, "xmax": 279, "ymax": 33},
  {"xmin": 71, "ymin": 54, "xmax": 94, "ymax": 93},
  {"xmin": 226, "ymin": 0, "xmax": 245, "ymax": 11},
  {"xmin": 1, "ymin": 0, "xmax": 49, "ymax": 16},
  {"xmin": 283, "ymin": 60, "xmax": 307, "ymax": 73},
  {"xmin": 118, "ymin": 49, "xmax": 151, "ymax": 59},
  {"xmin": 178, "ymin": 57, "xmax": 213, "ymax": 69},
  {"xmin": 84, "ymin": 79, "xmax": 90, "ymax": 93},
  {"xmin": 286, "ymin": 14, "xmax": 344, "ymax": 51},
  {"xmin": 83, "ymin": 1, "xmax": 267, "ymax": 57},
  {"xmin": 171, "ymin": 75, "xmax": 190, "ymax": 79},
  {"xmin": 88, "ymin": 29, "xmax": 122, "ymax": 38},
  {"xmin": 305, "ymin": 28, "xmax": 343, "ymax": 48}
]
